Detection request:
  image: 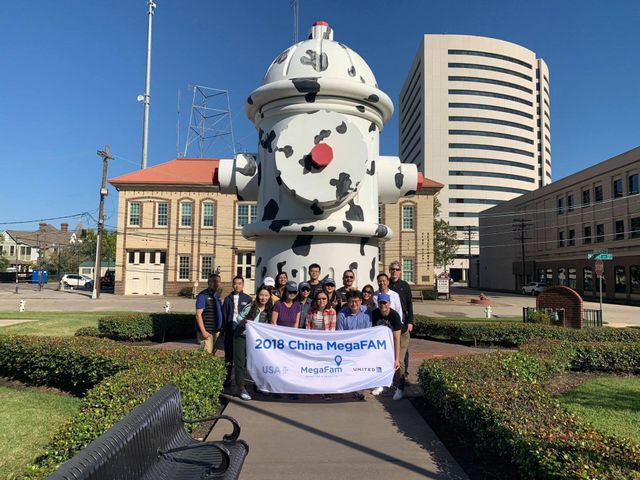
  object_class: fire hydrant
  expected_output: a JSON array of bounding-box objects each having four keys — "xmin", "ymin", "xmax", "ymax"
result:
[
  {"xmin": 217, "ymin": 21, "xmax": 422, "ymax": 286},
  {"xmin": 18, "ymin": 299, "xmax": 26, "ymax": 312},
  {"xmin": 485, "ymin": 305, "xmax": 492, "ymax": 318},
  {"xmin": 164, "ymin": 301, "xmax": 172, "ymax": 314}
]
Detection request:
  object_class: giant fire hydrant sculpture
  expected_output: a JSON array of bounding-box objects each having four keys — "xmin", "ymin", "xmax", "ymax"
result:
[{"xmin": 218, "ymin": 21, "xmax": 422, "ymax": 286}]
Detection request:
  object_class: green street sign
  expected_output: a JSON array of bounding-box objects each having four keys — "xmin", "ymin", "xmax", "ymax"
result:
[{"xmin": 587, "ymin": 253, "xmax": 614, "ymax": 260}]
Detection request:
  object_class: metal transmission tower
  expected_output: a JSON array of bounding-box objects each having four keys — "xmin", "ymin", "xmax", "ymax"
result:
[
  {"xmin": 139, "ymin": 0, "xmax": 156, "ymax": 169},
  {"xmin": 183, "ymin": 85, "xmax": 236, "ymax": 158}
]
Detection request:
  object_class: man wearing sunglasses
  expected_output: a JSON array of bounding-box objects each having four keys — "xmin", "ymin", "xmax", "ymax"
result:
[
  {"xmin": 388, "ymin": 260, "xmax": 414, "ymax": 377},
  {"xmin": 336, "ymin": 269, "xmax": 356, "ymax": 304}
]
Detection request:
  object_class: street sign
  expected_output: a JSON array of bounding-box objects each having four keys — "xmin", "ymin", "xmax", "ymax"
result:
[
  {"xmin": 587, "ymin": 253, "xmax": 614, "ymax": 260},
  {"xmin": 595, "ymin": 260, "xmax": 604, "ymax": 276}
]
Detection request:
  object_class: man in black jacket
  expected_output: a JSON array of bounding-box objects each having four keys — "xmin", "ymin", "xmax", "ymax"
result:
[
  {"xmin": 388, "ymin": 260, "xmax": 414, "ymax": 376},
  {"xmin": 221, "ymin": 276, "xmax": 252, "ymax": 388}
]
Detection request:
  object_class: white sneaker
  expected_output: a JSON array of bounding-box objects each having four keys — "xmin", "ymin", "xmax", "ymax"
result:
[
  {"xmin": 371, "ymin": 387, "xmax": 383, "ymax": 396},
  {"xmin": 392, "ymin": 389, "xmax": 404, "ymax": 401},
  {"xmin": 240, "ymin": 389, "xmax": 252, "ymax": 401}
]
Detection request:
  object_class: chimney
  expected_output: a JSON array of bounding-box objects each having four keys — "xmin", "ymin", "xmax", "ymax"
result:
[
  {"xmin": 39, "ymin": 223, "xmax": 47, "ymax": 231},
  {"xmin": 60, "ymin": 223, "xmax": 69, "ymax": 232}
]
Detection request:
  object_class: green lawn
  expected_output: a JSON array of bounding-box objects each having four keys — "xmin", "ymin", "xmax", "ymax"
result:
[
  {"xmin": 559, "ymin": 377, "xmax": 640, "ymax": 443},
  {"xmin": 0, "ymin": 311, "xmax": 109, "ymax": 336},
  {"xmin": 0, "ymin": 385, "xmax": 81, "ymax": 479}
]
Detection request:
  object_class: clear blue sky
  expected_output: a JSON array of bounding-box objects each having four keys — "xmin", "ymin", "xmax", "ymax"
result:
[{"xmin": 1, "ymin": 0, "xmax": 638, "ymax": 230}]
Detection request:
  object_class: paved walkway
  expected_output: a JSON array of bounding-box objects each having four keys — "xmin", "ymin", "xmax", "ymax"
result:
[
  {"xmin": 203, "ymin": 338, "xmax": 485, "ymax": 479},
  {"xmin": 211, "ymin": 394, "xmax": 468, "ymax": 480}
]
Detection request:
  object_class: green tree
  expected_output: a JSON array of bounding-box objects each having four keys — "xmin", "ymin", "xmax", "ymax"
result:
[
  {"xmin": 433, "ymin": 198, "xmax": 458, "ymax": 271},
  {"xmin": 79, "ymin": 229, "xmax": 117, "ymax": 262}
]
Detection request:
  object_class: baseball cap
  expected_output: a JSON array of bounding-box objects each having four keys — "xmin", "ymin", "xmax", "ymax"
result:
[
  {"xmin": 285, "ymin": 281, "xmax": 298, "ymax": 292},
  {"xmin": 378, "ymin": 293, "xmax": 391, "ymax": 303},
  {"xmin": 263, "ymin": 277, "xmax": 275, "ymax": 287},
  {"xmin": 299, "ymin": 282, "xmax": 311, "ymax": 291},
  {"xmin": 323, "ymin": 278, "xmax": 336, "ymax": 286}
]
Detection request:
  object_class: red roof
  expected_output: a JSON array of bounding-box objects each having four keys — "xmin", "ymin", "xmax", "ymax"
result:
[
  {"xmin": 109, "ymin": 158, "xmax": 219, "ymax": 186},
  {"xmin": 422, "ymin": 177, "xmax": 444, "ymax": 189}
]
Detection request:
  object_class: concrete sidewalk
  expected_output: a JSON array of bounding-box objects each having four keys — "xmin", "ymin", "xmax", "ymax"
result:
[{"xmin": 209, "ymin": 394, "xmax": 468, "ymax": 480}]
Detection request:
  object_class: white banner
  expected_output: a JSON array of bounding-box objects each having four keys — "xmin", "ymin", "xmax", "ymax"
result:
[{"xmin": 246, "ymin": 322, "xmax": 395, "ymax": 394}]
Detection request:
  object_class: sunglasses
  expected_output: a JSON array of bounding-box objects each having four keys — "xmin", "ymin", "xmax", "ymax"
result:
[
  {"xmin": 344, "ymin": 275, "xmax": 354, "ymax": 279},
  {"xmin": 389, "ymin": 268, "xmax": 400, "ymax": 271},
  {"xmin": 363, "ymin": 290, "xmax": 373, "ymax": 295}
]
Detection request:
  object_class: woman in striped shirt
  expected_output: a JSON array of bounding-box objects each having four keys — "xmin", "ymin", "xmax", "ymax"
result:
[{"xmin": 305, "ymin": 292, "xmax": 336, "ymax": 331}]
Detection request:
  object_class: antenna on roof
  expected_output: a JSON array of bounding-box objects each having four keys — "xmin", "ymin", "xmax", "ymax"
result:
[
  {"xmin": 183, "ymin": 85, "xmax": 236, "ymax": 158},
  {"xmin": 291, "ymin": 0, "xmax": 299, "ymax": 43},
  {"xmin": 139, "ymin": 0, "xmax": 156, "ymax": 169}
]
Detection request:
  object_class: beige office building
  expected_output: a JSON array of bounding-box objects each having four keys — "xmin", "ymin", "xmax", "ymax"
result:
[
  {"xmin": 400, "ymin": 34, "xmax": 551, "ymax": 282},
  {"xmin": 109, "ymin": 158, "xmax": 442, "ymax": 296},
  {"xmin": 478, "ymin": 146, "xmax": 640, "ymax": 303}
]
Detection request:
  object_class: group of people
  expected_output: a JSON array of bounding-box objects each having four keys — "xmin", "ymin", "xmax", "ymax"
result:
[{"xmin": 195, "ymin": 261, "xmax": 414, "ymax": 402}]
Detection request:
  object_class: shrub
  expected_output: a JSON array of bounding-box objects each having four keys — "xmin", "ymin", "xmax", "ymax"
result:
[
  {"xmin": 421, "ymin": 289, "xmax": 438, "ymax": 300},
  {"xmin": 525, "ymin": 309, "xmax": 551, "ymax": 324},
  {"xmin": 0, "ymin": 335, "xmax": 224, "ymax": 479},
  {"xmin": 74, "ymin": 326, "xmax": 102, "ymax": 337},
  {"xmin": 178, "ymin": 286, "xmax": 194, "ymax": 298},
  {"xmin": 419, "ymin": 344, "xmax": 640, "ymax": 479},
  {"xmin": 97, "ymin": 313, "xmax": 196, "ymax": 342},
  {"xmin": 413, "ymin": 315, "xmax": 640, "ymax": 347}
]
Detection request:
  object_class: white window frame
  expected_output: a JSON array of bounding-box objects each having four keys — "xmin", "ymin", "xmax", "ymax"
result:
[
  {"xmin": 180, "ymin": 202, "xmax": 193, "ymax": 228},
  {"xmin": 178, "ymin": 256, "xmax": 191, "ymax": 280},
  {"xmin": 236, "ymin": 203, "xmax": 257, "ymax": 228},
  {"xmin": 402, "ymin": 204, "xmax": 415, "ymax": 231},
  {"xmin": 202, "ymin": 202, "xmax": 215, "ymax": 228},
  {"xmin": 201, "ymin": 255, "xmax": 214, "ymax": 280},
  {"xmin": 402, "ymin": 258, "xmax": 415, "ymax": 284},
  {"xmin": 129, "ymin": 202, "xmax": 141, "ymax": 226},
  {"xmin": 156, "ymin": 202, "xmax": 168, "ymax": 227}
]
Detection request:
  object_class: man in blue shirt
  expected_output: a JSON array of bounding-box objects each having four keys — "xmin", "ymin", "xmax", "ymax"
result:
[
  {"xmin": 195, "ymin": 274, "xmax": 223, "ymax": 354},
  {"xmin": 337, "ymin": 290, "xmax": 372, "ymax": 330}
]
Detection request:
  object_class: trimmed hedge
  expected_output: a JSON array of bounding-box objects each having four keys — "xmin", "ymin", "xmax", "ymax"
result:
[
  {"xmin": 97, "ymin": 313, "xmax": 196, "ymax": 342},
  {"xmin": 413, "ymin": 315, "xmax": 640, "ymax": 347},
  {"xmin": 419, "ymin": 340, "xmax": 640, "ymax": 479},
  {"xmin": 0, "ymin": 335, "xmax": 224, "ymax": 479}
]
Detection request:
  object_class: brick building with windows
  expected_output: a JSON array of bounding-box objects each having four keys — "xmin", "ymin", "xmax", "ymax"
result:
[
  {"xmin": 477, "ymin": 146, "xmax": 640, "ymax": 303},
  {"xmin": 109, "ymin": 158, "xmax": 442, "ymax": 296}
]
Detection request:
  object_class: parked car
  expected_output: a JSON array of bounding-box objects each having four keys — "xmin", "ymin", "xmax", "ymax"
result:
[
  {"xmin": 521, "ymin": 282, "xmax": 548, "ymax": 296},
  {"xmin": 101, "ymin": 270, "xmax": 115, "ymax": 289},
  {"xmin": 61, "ymin": 274, "xmax": 94, "ymax": 290}
]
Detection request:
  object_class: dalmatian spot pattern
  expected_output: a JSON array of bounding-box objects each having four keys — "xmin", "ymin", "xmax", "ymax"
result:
[
  {"xmin": 366, "ymin": 161, "xmax": 376, "ymax": 176},
  {"xmin": 345, "ymin": 200, "xmax": 364, "ymax": 221},
  {"xmin": 292, "ymin": 235, "xmax": 313, "ymax": 256},
  {"xmin": 276, "ymin": 145, "xmax": 294, "ymax": 158},
  {"xmin": 356, "ymin": 105, "xmax": 365, "ymax": 113},
  {"xmin": 235, "ymin": 186, "xmax": 244, "ymax": 202},
  {"xmin": 247, "ymin": 96, "xmax": 253, "ymax": 105},
  {"xmin": 275, "ymin": 170, "xmax": 283, "ymax": 186},
  {"xmin": 349, "ymin": 262, "xmax": 358, "ymax": 270},
  {"xmin": 291, "ymin": 269, "xmax": 298, "ymax": 278},
  {"xmin": 374, "ymin": 224, "xmax": 389, "ymax": 238},
  {"xmin": 404, "ymin": 190, "xmax": 416, "ymax": 197},
  {"xmin": 300, "ymin": 49, "xmax": 328, "ymax": 72},
  {"xmin": 301, "ymin": 226, "xmax": 315, "ymax": 232},
  {"xmin": 360, "ymin": 76, "xmax": 366, "ymax": 83},
  {"xmin": 395, "ymin": 172, "xmax": 405, "ymax": 189},
  {"xmin": 299, "ymin": 154, "xmax": 323, "ymax": 175},
  {"xmin": 328, "ymin": 226, "xmax": 336, "ymax": 232},
  {"xmin": 347, "ymin": 66, "xmax": 356, "ymax": 77},
  {"xmin": 368, "ymin": 122, "xmax": 376, "ymax": 132},
  {"xmin": 329, "ymin": 172, "xmax": 353, "ymax": 201},
  {"xmin": 275, "ymin": 48, "xmax": 290, "ymax": 64},
  {"xmin": 259, "ymin": 129, "xmax": 276, "ymax": 153},
  {"xmin": 307, "ymin": 110, "xmax": 319, "ymax": 115},
  {"xmin": 261, "ymin": 266, "xmax": 267, "ymax": 278},
  {"xmin": 236, "ymin": 156, "xmax": 257, "ymax": 176},
  {"xmin": 269, "ymin": 220, "xmax": 290, "ymax": 232},
  {"xmin": 314, "ymin": 129, "xmax": 331, "ymax": 144},
  {"xmin": 257, "ymin": 163, "xmax": 262, "ymax": 186},
  {"xmin": 277, "ymin": 261, "xmax": 287, "ymax": 273},
  {"xmin": 256, "ymin": 257, "xmax": 262, "ymax": 268},
  {"xmin": 291, "ymin": 78, "xmax": 321, "ymax": 103},
  {"xmin": 342, "ymin": 221, "xmax": 353, "ymax": 233},
  {"xmin": 366, "ymin": 94, "xmax": 379, "ymax": 103},
  {"xmin": 310, "ymin": 202, "xmax": 324, "ymax": 215},
  {"xmin": 336, "ymin": 122, "xmax": 347, "ymax": 134},
  {"xmin": 262, "ymin": 199, "xmax": 279, "ymax": 221},
  {"xmin": 369, "ymin": 257, "xmax": 376, "ymax": 281},
  {"xmin": 359, "ymin": 237, "xmax": 368, "ymax": 256}
]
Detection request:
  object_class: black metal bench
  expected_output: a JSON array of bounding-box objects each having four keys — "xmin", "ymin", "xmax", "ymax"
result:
[{"xmin": 48, "ymin": 384, "xmax": 248, "ymax": 479}]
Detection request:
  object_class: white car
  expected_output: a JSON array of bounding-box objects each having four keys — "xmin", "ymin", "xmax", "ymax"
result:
[
  {"xmin": 521, "ymin": 282, "xmax": 548, "ymax": 296},
  {"xmin": 61, "ymin": 274, "xmax": 94, "ymax": 290}
]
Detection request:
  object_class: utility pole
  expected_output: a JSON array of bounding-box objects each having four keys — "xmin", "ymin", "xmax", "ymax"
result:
[
  {"xmin": 140, "ymin": 0, "xmax": 156, "ymax": 169},
  {"xmin": 92, "ymin": 146, "xmax": 113, "ymax": 299},
  {"xmin": 513, "ymin": 218, "xmax": 532, "ymax": 289},
  {"xmin": 464, "ymin": 225, "xmax": 474, "ymax": 286}
]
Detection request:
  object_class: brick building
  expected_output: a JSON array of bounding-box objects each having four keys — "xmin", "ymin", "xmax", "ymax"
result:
[{"xmin": 109, "ymin": 158, "xmax": 442, "ymax": 295}]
